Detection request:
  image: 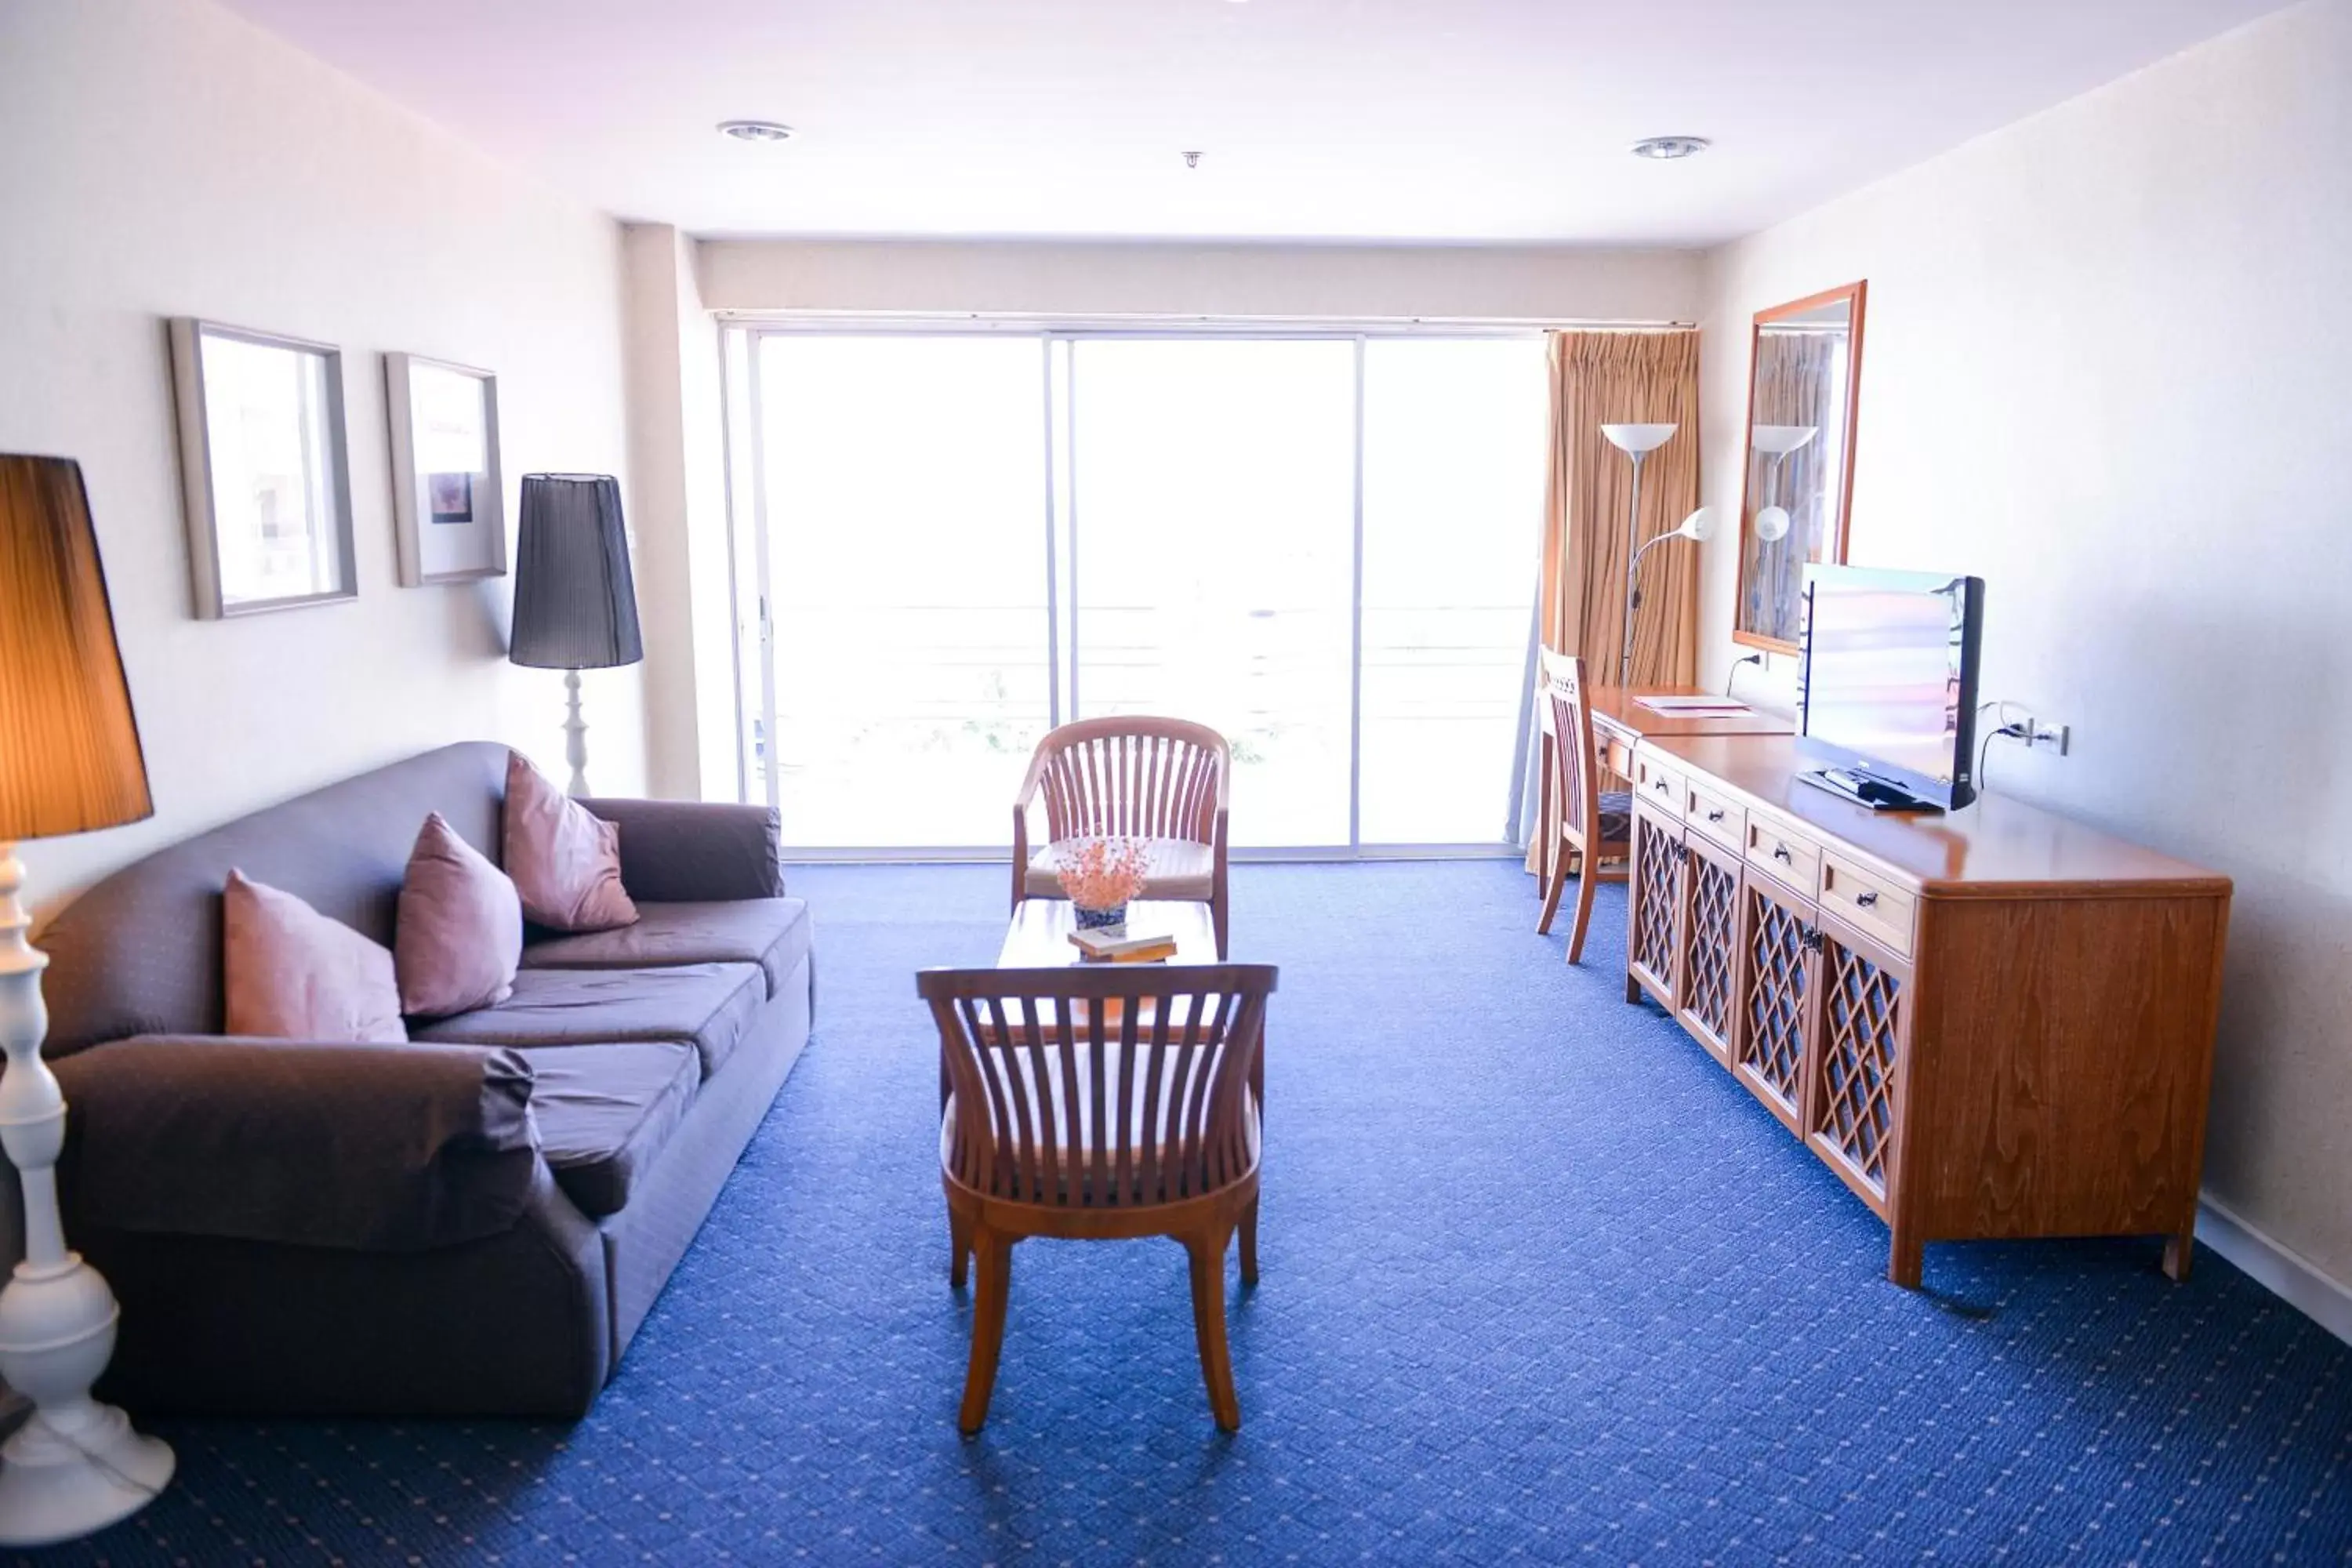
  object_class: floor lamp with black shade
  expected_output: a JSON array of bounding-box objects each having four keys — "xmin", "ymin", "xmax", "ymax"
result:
[
  {"xmin": 0, "ymin": 455, "xmax": 174, "ymax": 1545},
  {"xmin": 509, "ymin": 474, "xmax": 643, "ymax": 797}
]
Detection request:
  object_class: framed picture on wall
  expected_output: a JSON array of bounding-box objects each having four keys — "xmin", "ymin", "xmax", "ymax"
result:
[
  {"xmin": 168, "ymin": 318, "xmax": 359, "ymax": 618},
  {"xmin": 386, "ymin": 353, "xmax": 506, "ymax": 585}
]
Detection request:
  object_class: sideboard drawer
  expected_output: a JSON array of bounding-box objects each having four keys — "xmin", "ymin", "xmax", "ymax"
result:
[
  {"xmin": 1745, "ymin": 815, "xmax": 1821, "ymax": 894},
  {"xmin": 1683, "ymin": 779, "xmax": 1745, "ymax": 852},
  {"xmin": 1818, "ymin": 852, "xmax": 1915, "ymax": 959},
  {"xmin": 1633, "ymin": 750, "xmax": 1682, "ymax": 813}
]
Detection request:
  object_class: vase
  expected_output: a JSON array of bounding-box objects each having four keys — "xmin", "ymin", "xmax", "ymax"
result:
[{"xmin": 1074, "ymin": 902, "xmax": 1127, "ymax": 933}]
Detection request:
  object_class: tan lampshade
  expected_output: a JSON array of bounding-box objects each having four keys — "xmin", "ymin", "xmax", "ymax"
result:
[{"xmin": 0, "ymin": 456, "xmax": 152, "ymax": 841}]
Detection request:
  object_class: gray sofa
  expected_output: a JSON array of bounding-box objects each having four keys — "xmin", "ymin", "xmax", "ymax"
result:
[{"xmin": 27, "ymin": 742, "xmax": 813, "ymax": 1418}]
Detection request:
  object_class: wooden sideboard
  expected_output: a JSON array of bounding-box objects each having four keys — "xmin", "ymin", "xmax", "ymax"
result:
[{"xmin": 1623, "ymin": 734, "xmax": 2232, "ymax": 1287}]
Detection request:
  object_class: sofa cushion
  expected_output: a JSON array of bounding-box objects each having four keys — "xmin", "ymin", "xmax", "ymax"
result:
[
  {"xmin": 520, "ymin": 1042, "xmax": 699, "ymax": 1220},
  {"xmin": 396, "ymin": 812, "xmax": 523, "ymax": 1018},
  {"xmin": 1023, "ymin": 837, "xmax": 1215, "ymax": 902},
  {"xmin": 416, "ymin": 963, "xmax": 763, "ymax": 1080},
  {"xmin": 520, "ymin": 898, "xmax": 811, "ymax": 1000},
  {"xmin": 223, "ymin": 870, "xmax": 408, "ymax": 1044},
  {"xmin": 503, "ymin": 751, "xmax": 638, "ymax": 933}
]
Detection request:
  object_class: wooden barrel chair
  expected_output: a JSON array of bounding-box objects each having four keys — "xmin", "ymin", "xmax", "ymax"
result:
[
  {"xmin": 1011, "ymin": 717, "xmax": 1232, "ymax": 957},
  {"xmin": 918, "ymin": 962, "xmax": 1277, "ymax": 1433}
]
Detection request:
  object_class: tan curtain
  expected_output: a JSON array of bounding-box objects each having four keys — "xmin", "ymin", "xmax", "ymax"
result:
[{"xmin": 1525, "ymin": 329, "xmax": 1701, "ymax": 872}]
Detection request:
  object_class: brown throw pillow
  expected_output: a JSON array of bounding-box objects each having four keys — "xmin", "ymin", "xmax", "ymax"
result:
[
  {"xmin": 501, "ymin": 750, "xmax": 639, "ymax": 932},
  {"xmin": 395, "ymin": 812, "xmax": 523, "ymax": 1018},
  {"xmin": 223, "ymin": 869, "xmax": 408, "ymax": 1044}
]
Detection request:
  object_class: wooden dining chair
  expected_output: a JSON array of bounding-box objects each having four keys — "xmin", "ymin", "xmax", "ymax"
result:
[
  {"xmin": 1535, "ymin": 648, "xmax": 1633, "ymax": 964},
  {"xmin": 918, "ymin": 962, "xmax": 1277, "ymax": 1434},
  {"xmin": 1011, "ymin": 717, "xmax": 1232, "ymax": 957}
]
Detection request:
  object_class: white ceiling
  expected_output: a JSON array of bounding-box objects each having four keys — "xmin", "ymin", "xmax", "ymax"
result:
[{"xmin": 220, "ymin": 0, "xmax": 2288, "ymax": 245}]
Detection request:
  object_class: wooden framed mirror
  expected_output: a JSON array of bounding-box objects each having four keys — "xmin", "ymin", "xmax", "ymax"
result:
[{"xmin": 1733, "ymin": 281, "xmax": 1866, "ymax": 651}]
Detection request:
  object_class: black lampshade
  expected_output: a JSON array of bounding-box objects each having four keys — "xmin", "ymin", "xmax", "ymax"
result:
[{"xmin": 509, "ymin": 474, "xmax": 643, "ymax": 670}]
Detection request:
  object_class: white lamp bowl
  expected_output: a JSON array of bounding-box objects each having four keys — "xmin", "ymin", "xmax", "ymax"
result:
[
  {"xmin": 1751, "ymin": 424, "xmax": 1819, "ymax": 456},
  {"xmin": 1753, "ymin": 505, "xmax": 1792, "ymax": 543},
  {"xmin": 1601, "ymin": 423, "xmax": 1678, "ymax": 454},
  {"xmin": 1679, "ymin": 506, "xmax": 1717, "ymax": 543}
]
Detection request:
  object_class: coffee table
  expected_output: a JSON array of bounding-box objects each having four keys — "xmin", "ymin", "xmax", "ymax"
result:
[{"xmin": 995, "ymin": 898, "xmax": 1219, "ymax": 969}]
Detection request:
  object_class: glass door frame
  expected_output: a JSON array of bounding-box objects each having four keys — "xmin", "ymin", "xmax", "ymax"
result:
[{"xmin": 722, "ymin": 318, "xmax": 1546, "ymax": 862}]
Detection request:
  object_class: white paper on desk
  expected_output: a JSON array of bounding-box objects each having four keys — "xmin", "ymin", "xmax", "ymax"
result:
[{"xmin": 1635, "ymin": 695, "xmax": 1754, "ymax": 715}]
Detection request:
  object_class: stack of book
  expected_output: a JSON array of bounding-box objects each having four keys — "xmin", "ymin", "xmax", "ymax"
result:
[{"xmin": 1068, "ymin": 927, "xmax": 1179, "ymax": 964}]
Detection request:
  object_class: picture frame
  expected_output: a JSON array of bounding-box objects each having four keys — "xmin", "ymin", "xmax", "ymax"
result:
[
  {"xmin": 386, "ymin": 353, "xmax": 506, "ymax": 586},
  {"xmin": 168, "ymin": 318, "xmax": 359, "ymax": 619}
]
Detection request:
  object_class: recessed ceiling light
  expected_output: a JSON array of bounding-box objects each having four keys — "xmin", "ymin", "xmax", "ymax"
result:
[
  {"xmin": 718, "ymin": 120, "xmax": 796, "ymax": 143},
  {"xmin": 1630, "ymin": 135, "xmax": 1711, "ymax": 161}
]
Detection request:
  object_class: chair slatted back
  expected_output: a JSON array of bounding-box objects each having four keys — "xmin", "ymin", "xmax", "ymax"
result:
[
  {"xmin": 1032, "ymin": 718, "xmax": 1229, "ymax": 845},
  {"xmin": 1541, "ymin": 648, "xmax": 1604, "ymax": 840},
  {"xmin": 920, "ymin": 964, "xmax": 1276, "ymax": 1209}
]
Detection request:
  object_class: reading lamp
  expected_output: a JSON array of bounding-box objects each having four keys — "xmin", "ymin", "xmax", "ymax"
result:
[
  {"xmin": 0, "ymin": 456, "xmax": 174, "ymax": 1544},
  {"xmin": 509, "ymin": 474, "xmax": 643, "ymax": 797},
  {"xmin": 1621, "ymin": 506, "xmax": 1717, "ymax": 688},
  {"xmin": 1600, "ymin": 423, "xmax": 1682, "ymax": 686}
]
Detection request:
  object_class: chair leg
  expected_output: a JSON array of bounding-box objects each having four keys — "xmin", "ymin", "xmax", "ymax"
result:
[
  {"xmin": 1240, "ymin": 1196, "xmax": 1261, "ymax": 1289},
  {"xmin": 1185, "ymin": 1228, "xmax": 1240, "ymax": 1432},
  {"xmin": 949, "ymin": 1207, "xmax": 971, "ymax": 1289},
  {"xmin": 1535, "ymin": 840, "xmax": 1570, "ymax": 935},
  {"xmin": 1565, "ymin": 858, "xmax": 1600, "ymax": 965},
  {"xmin": 959, "ymin": 1233, "xmax": 1014, "ymax": 1435},
  {"xmin": 1213, "ymin": 891, "xmax": 1229, "ymax": 960}
]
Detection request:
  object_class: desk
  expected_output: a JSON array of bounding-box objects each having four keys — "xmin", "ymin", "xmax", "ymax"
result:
[{"xmin": 1623, "ymin": 734, "xmax": 2230, "ymax": 1286}]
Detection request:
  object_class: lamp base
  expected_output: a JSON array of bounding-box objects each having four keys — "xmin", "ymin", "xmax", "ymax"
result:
[{"xmin": 0, "ymin": 1399, "xmax": 172, "ymax": 1547}]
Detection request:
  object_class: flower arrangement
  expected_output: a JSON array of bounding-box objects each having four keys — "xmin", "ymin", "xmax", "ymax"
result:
[{"xmin": 1056, "ymin": 837, "xmax": 1151, "ymax": 927}]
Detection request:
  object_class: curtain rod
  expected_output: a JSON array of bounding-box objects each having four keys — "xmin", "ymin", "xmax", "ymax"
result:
[{"xmin": 713, "ymin": 309, "xmax": 1697, "ymax": 334}]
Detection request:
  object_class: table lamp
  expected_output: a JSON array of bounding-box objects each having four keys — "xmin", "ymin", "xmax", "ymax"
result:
[
  {"xmin": 509, "ymin": 474, "xmax": 643, "ymax": 797},
  {"xmin": 0, "ymin": 455, "xmax": 173, "ymax": 1545}
]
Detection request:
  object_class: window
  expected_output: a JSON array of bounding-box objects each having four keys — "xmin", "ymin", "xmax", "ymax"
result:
[{"xmin": 735, "ymin": 328, "xmax": 1545, "ymax": 855}]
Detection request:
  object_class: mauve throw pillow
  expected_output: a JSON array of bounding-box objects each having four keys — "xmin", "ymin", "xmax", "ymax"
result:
[
  {"xmin": 395, "ymin": 811, "xmax": 523, "ymax": 1018},
  {"xmin": 502, "ymin": 751, "xmax": 639, "ymax": 932},
  {"xmin": 223, "ymin": 869, "xmax": 408, "ymax": 1044}
]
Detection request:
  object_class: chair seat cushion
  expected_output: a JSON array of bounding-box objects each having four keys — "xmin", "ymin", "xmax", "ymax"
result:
[
  {"xmin": 1598, "ymin": 789, "xmax": 1633, "ymax": 843},
  {"xmin": 521, "ymin": 1042, "xmax": 699, "ymax": 1219},
  {"xmin": 521, "ymin": 898, "xmax": 811, "ymax": 1000},
  {"xmin": 416, "ymin": 963, "xmax": 764, "ymax": 1080},
  {"xmin": 1023, "ymin": 837, "xmax": 1215, "ymax": 902}
]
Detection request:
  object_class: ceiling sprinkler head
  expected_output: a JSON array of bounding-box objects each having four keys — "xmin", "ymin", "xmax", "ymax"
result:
[{"xmin": 1182, "ymin": 151, "xmax": 1203, "ymax": 169}]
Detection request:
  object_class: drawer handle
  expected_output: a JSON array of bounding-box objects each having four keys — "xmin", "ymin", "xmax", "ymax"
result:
[
  {"xmin": 1855, "ymin": 890, "xmax": 1880, "ymax": 909},
  {"xmin": 1706, "ymin": 808, "xmax": 1726, "ymax": 822},
  {"xmin": 1772, "ymin": 844, "xmax": 1792, "ymax": 864},
  {"xmin": 1653, "ymin": 778, "xmax": 1671, "ymax": 794}
]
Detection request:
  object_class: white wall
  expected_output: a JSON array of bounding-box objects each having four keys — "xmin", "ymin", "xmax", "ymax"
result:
[
  {"xmin": 1695, "ymin": 0, "xmax": 2352, "ymax": 1294},
  {"xmin": 0, "ymin": 0, "xmax": 639, "ymax": 905},
  {"xmin": 697, "ymin": 238, "xmax": 1703, "ymax": 322}
]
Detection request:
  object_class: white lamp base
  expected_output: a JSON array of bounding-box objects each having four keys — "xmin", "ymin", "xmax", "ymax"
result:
[{"xmin": 0, "ymin": 1393, "xmax": 173, "ymax": 1547}]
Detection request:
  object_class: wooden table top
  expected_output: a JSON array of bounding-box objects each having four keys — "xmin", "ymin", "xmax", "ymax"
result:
[
  {"xmin": 1647, "ymin": 734, "xmax": 2231, "ymax": 897},
  {"xmin": 1582, "ymin": 684, "xmax": 1795, "ymax": 740},
  {"xmin": 996, "ymin": 898, "xmax": 1220, "ymax": 969}
]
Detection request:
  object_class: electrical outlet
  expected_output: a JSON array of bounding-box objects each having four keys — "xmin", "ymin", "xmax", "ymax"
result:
[{"xmin": 2028, "ymin": 722, "xmax": 2071, "ymax": 756}]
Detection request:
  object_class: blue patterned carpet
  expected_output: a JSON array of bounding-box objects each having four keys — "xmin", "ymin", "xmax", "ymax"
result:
[{"xmin": 26, "ymin": 862, "xmax": 2352, "ymax": 1565}]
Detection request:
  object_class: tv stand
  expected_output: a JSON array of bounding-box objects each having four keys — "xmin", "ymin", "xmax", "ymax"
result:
[
  {"xmin": 1799, "ymin": 766, "xmax": 1942, "ymax": 814},
  {"xmin": 1621, "ymin": 734, "xmax": 2230, "ymax": 1287}
]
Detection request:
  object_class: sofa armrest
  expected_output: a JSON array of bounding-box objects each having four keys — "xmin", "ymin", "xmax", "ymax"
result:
[
  {"xmin": 54, "ymin": 1036, "xmax": 540, "ymax": 1253},
  {"xmin": 579, "ymin": 797, "xmax": 784, "ymax": 902}
]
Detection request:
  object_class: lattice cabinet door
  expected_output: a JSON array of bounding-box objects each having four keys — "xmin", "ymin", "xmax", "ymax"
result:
[
  {"xmin": 1625, "ymin": 799, "xmax": 1685, "ymax": 1010},
  {"xmin": 1731, "ymin": 869, "xmax": 1817, "ymax": 1135},
  {"xmin": 1674, "ymin": 833, "xmax": 1742, "ymax": 1065},
  {"xmin": 1807, "ymin": 922, "xmax": 1912, "ymax": 1218}
]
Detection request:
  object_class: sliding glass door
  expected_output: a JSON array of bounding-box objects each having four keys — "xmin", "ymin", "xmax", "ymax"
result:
[
  {"xmin": 1069, "ymin": 339, "xmax": 1357, "ymax": 847},
  {"xmin": 753, "ymin": 335, "xmax": 1051, "ymax": 848},
  {"xmin": 739, "ymin": 328, "xmax": 1544, "ymax": 854}
]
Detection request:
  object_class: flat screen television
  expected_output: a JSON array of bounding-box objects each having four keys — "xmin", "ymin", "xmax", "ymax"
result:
[{"xmin": 1795, "ymin": 564, "xmax": 1985, "ymax": 811}]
